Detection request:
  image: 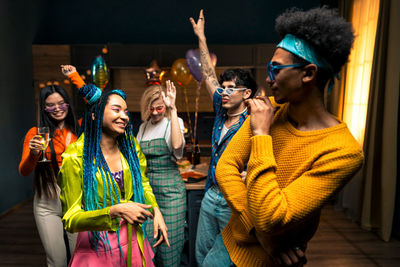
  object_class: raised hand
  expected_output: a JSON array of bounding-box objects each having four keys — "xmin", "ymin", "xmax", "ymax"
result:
[
  {"xmin": 162, "ymin": 80, "xmax": 176, "ymax": 109},
  {"xmin": 60, "ymin": 65, "xmax": 77, "ymax": 76},
  {"xmin": 189, "ymin": 9, "xmax": 205, "ymax": 39}
]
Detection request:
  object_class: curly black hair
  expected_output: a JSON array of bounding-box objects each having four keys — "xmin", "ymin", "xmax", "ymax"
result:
[
  {"xmin": 275, "ymin": 6, "xmax": 354, "ymax": 75},
  {"xmin": 219, "ymin": 68, "xmax": 258, "ymax": 98}
]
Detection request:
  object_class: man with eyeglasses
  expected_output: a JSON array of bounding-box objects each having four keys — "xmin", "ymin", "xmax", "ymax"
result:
[
  {"xmin": 215, "ymin": 7, "xmax": 364, "ymax": 267},
  {"xmin": 190, "ymin": 10, "xmax": 257, "ymax": 267}
]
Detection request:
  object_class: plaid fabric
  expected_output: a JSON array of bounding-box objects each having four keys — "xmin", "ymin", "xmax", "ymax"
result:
[
  {"xmin": 205, "ymin": 92, "xmax": 249, "ymax": 191},
  {"xmin": 140, "ymin": 136, "xmax": 186, "ymax": 267}
]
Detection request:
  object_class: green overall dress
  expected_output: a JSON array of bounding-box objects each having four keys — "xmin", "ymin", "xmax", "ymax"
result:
[{"xmin": 140, "ymin": 120, "xmax": 186, "ymax": 267}]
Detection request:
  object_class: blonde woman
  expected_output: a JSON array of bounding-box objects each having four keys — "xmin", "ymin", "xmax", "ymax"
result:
[{"xmin": 136, "ymin": 81, "xmax": 186, "ymax": 267}]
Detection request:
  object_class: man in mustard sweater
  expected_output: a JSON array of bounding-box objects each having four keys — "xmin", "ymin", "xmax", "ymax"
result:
[{"xmin": 215, "ymin": 7, "xmax": 364, "ymax": 267}]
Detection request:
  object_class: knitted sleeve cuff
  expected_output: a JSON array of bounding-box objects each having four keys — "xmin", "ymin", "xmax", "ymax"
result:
[
  {"xmin": 250, "ymin": 135, "xmax": 275, "ymax": 159},
  {"xmin": 239, "ymin": 210, "xmax": 255, "ymax": 234}
]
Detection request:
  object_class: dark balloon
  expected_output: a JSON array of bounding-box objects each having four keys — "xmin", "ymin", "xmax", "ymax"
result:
[
  {"xmin": 185, "ymin": 49, "xmax": 202, "ymax": 82},
  {"xmin": 185, "ymin": 49, "xmax": 217, "ymax": 82}
]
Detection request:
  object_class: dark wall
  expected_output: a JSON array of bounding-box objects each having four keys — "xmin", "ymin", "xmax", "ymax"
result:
[
  {"xmin": 34, "ymin": 0, "xmax": 326, "ymax": 45},
  {"xmin": 0, "ymin": 0, "xmax": 44, "ymax": 214},
  {"xmin": 393, "ymin": 82, "xmax": 400, "ymax": 238}
]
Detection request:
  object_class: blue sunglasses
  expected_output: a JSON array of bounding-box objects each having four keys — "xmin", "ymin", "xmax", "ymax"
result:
[{"xmin": 267, "ymin": 62, "xmax": 307, "ymax": 81}]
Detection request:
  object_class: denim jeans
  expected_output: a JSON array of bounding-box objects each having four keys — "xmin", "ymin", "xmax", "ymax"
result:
[
  {"xmin": 195, "ymin": 185, "xmax": 232, "ymax": 266},
  {"xmin": 202, "ymin": 234, "xmax": 235, "ymax": 267}
]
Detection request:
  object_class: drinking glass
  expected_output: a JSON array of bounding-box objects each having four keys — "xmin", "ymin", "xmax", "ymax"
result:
[{"xmin": 37, "ymin": 127, "xmax": 50, "ymax": 162}]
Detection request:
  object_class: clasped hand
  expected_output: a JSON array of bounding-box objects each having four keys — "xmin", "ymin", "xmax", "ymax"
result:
[
  {"xmin": 109, "ymin": 203, "xmax": 170, "ymax": 248},
  {"xmin": 245, "ymin": 96, "xmax": 275, "ymax": 136},
  {"xmin": 29, "ymin": 135, "xmax": 50, "ymax": 156},
  {"xmin": 110, "ymin": 202, "xmax": 153, "ymax": 225},
  {"xmin": 60, "ymin": 65, "xmax": 77, "ymax": 76},
  {"xmin": 256, "ymin": 231, "xmax": 306, "ymax": 266}
]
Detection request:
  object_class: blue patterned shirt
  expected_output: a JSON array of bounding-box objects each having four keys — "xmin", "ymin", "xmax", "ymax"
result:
[{"xmin": 205, "ymin": 92, "xmax": 248, "ymax": 191}]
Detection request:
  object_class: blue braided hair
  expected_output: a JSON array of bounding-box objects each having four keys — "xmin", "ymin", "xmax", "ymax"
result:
[{"xmin": 78, "ymin": 85, "xmax": 146, "ymax": 255}]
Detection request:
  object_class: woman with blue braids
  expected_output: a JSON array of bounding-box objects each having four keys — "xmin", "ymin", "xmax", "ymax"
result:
[{"xmin": 58, "ymin": 65, "xmax": 169, "ymax": 267}]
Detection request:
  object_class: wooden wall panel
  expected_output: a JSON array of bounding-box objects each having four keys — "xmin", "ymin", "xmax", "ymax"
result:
[
  {"xmin": 32, "ymin": 45, "xmax": 72, "ymax": 114},
  {"xmin": 32, "ymin": 44, "xmax": 277, "ymax": 115},
  {"xmin": 112, "ymin": 66, "xmax": 263, "ymax": 113},
  {"xmin": 112, "ymin": 67, "xmax": 214, "ymax": 112}
]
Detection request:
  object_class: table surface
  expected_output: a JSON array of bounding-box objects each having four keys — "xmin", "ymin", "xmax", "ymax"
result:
[
  {"xmin": 183, "ymin": 161, "xmax": 208, "ymax": 191},
  {"xmin": 185, "ymin": 179, "xmax": 206, "ymax": 190}
]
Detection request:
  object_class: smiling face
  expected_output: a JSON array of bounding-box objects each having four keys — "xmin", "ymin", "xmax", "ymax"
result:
[
  {"xmin": 149, "ymin": 97, "xmax": 166, "ymax": 124},
  {"xmin": 102, "ymin": 94, "xmax": 129, "ymax": 137},
  {"xmin": 45, "ymin": 92, "xmax": 69, "ymax": 122},
  {"xmin": 266, "ymin": 48, "xmax": 305, "ymax": 104}
]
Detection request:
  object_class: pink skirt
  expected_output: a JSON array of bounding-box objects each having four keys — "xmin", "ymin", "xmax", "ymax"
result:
[{"xmin": 69, "ymin": 220, "xmax": 154, "ymax": 267}]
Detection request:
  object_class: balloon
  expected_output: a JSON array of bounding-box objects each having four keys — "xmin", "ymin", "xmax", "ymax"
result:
[
  {"xmin": 185, "ymin": 49, "xmax": 202, "ymax": 82},
  {"xmin": 170, "ymin": 58, "xmax": 192, "ymax": 87},
  {"xmin": 185, "ymin": 49, "xmax": 218, "ymax": 82},
  {"xmin": 91, "ymin": 55, "xmax": 109, "ymax": 90}
]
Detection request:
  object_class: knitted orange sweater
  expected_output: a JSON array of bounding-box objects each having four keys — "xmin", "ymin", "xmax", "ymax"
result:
[{"xmin": 216, "ymin": 103, "xmax": 364, "ymax": 267}]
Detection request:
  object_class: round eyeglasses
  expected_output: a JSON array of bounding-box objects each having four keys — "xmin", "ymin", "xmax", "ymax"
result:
[
  {"xmin": 150, "ymin": 105, "xmax": 166, "ymax": 113},
  {"xmin": 267, "ymin": 62, "xmax": 306, "ymax": 82},
  {"xmin": 216, "ymin": 87, "xmax": 248, "ymax": 96}
]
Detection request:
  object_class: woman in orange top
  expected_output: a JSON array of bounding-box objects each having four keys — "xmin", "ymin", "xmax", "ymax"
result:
[{"xmin": 19, "ymin": 85, "xmax": 79, "ymax": 267}]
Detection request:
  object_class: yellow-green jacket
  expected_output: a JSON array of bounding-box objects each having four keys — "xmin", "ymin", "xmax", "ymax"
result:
[{"xmin": 57, "ymin": 134, "xmax": 158, "ymax": 249}]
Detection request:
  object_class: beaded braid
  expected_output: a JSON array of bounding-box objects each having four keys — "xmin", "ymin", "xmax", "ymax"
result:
[{"xmin": 78, "ymin": 86, "xmax": 146, "ymax": 255}]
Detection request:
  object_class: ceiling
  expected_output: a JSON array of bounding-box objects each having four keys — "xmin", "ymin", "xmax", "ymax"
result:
[{"xmin": 33, "ymin": 0, "xmax": 335, "ymax": 45}]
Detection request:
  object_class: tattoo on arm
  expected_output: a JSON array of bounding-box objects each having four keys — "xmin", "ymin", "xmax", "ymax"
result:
[{"xmin": 200, "ymin": 50, "xmax": 218, "ymax": 83}]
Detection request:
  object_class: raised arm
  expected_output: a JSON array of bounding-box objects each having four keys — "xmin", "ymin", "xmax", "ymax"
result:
[
  {"xmin": 61, "ymin": 64, "xmax": 86, "ymax": 89},
  {"xmin": 163, "ymin": 80, "xmax": 184, "ymax": 151},
  {"xmin": 190, "ymin": 9, "xmax": 219, "ymax": 99}
]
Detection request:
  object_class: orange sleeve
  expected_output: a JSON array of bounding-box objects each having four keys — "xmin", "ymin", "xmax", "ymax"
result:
[
  {"xmin": 19, "ymin": 127, "xmax": 40, "ymax": 176},
  {"xmin": 68, "ymin": 71, "xmax": 86, "ymax": 89}
]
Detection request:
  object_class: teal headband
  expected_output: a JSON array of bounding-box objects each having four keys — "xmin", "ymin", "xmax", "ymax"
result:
[{"xmin": 277, "ymin": 34, "xmax": 338, "ymax": 92}]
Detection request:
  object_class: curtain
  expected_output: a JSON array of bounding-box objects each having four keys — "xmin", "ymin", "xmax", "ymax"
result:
[{"xmin": 338, "ymin": 0, "xmax": 400, "ymax": 241}]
